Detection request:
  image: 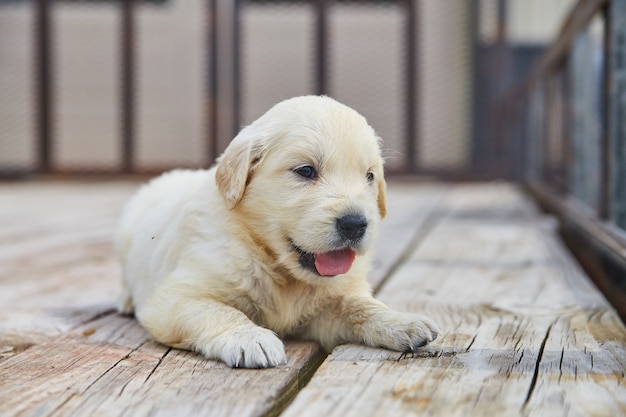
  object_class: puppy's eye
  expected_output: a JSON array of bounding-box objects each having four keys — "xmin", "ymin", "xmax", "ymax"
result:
[
  {"xmin": 366, "ymin": 171, "xmax": 375, "ymax": 182},
  {"xmin": 294, "ymin": 165, "xmax": 317, "ymax": 180}
]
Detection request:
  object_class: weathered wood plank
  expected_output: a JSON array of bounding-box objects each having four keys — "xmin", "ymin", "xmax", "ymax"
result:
[
  {"xmin": 4, "ymin": 182, "xmax": 624, "ymax": 417},
  {"xmin": 0, "ymin": 181, "xmax": 442, "ymax": 417},
  {"xmin": 0, "ymin": 313, "xmax": 325, "ymax": 417},
  {"xmin": 0, "ymin": 182, "xmax": 138, "ymax": 364},
  {"xmin": 0, "ymin": 182, "xmax": 135, "ymax": 270},
  {"xmin": 369, "ymin": 182, "xmax": 446, "ymax": 288},
  {"xmin": 282, "ymin": 183, "xmax": 626, "ymax": 417}
]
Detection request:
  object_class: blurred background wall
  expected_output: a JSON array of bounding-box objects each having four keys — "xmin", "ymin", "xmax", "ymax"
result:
[{"xmin": 0, "ymin": 0, "xmax": 576, "ymax": 177}]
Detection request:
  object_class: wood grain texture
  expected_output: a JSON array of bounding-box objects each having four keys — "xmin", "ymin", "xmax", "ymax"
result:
[
  {"xmin": 369, "ymin": 182, "xmax": 446, "ymax": 288},
  {"xmin": 0, "ymin": 181, "xmax": 326, "ymax": 417},
  {"xmin": 0, "ymin": 181, "xmax": 442, "ymax": 417},
  {"xmin": 2, "ymin": 182, "xmax": 625, "ymax": 417},
  {"xmin": 282, "ymin": 183, "xmax": 626, "ymax": 417},
  {"xmin": 0, "ymin": 312, "xmax": 326, "ymax": 417}
]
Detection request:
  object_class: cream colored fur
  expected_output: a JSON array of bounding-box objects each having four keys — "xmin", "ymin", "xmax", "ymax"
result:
[{"xmin": 115, "ymin": 95, "xmax": 439, "ymax": 368}]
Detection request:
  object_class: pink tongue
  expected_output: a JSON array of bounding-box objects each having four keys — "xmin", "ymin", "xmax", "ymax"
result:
[{"xmin": 314, "ymin": 249, "xmax": 356, "ymax": 276}]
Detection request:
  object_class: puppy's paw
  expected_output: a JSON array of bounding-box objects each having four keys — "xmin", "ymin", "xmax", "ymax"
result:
[
  {"xmin": 365, "ymin": 312, "xmax": 440, "ymax": 353},
  {"xmin": 218, "ymin": 326, "xmax": 287, "ymax": 368}
]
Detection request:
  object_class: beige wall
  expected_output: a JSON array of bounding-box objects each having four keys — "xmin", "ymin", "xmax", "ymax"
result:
[
  {"xmin": 0, "ymin": 0, "xmax": 579, "ymax": 173},
  {"xmin": 242, "ymin": 1, "xmax": 469, "ymax": 171},
  {"xmin": 329, "ymin": 3, "xmax": 405, "ymax": 170},
  {"xmin": 418, "ymin": 0, "xmax": 471, "ymax": 170},
  {"xmin": 241, "ymin": 3, "xmax": 314, "ymax": 125},
  {"xmin": 0, "ymin": 3, "xmax": 35, "ymax": 169},
  {"xmin": 507, "ymin": 0, "xmax": 576, "ymax": 44},
  {"xmin": 134, "ymin": 0, "xmax": 206, "ymax": 169},
  {"xmin": 54, "ymin": 4, "xmax": 120, "ymax": 170}
]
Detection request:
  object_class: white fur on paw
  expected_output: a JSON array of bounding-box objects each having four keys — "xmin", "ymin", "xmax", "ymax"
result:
[
  {"xmin": 368, "ymin": 312, "xmax": 440, "ymax": 352},
  {"xmin": 219, "ymin": 327, "xmax": 287, "ymax": 368}
]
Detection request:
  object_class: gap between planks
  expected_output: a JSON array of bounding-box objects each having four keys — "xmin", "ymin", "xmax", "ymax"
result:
[
  {"xmin": 281, "ymin": 183, "xmax": 626, "ymax": 417},
  {"xmin": 3, "ymin": 182, "xmax": 624, "ymax": 417},
  {"xmin": 0, "ymin": 181, "xmax": 447, "ymax": 417}
]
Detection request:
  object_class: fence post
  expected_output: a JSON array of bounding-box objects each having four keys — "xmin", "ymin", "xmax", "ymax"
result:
[
  {"xmin": 405, "ymin": 0, "xmax": 417, "ymax": 173},
  {"xmin": 315, "ymin": 0, "xmax": 328, "ymax": 96},
  {"xmin": 35, "ymin": 0, "xmax": 52, "ymax": 174},
  {"xmin": 215, "ymin": 0, "xmax": 239, "ymax": 153},
  {"xmin": 608, "ymin": 0, "xmax": 626, "ymax": 228},
  {"xmin": 121, "ymin": 0, "xmax": 135, "ymax": 174}
]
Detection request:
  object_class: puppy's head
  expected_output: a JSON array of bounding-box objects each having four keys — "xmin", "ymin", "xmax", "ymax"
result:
[{"xmin": 216, "ymin": 95, "xmax": 386, "ymax": 283}]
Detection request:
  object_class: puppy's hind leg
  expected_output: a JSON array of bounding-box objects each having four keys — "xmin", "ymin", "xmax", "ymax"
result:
[{"xmin": 137, "ymin": 290, "xmax": 287, "ymax": 368}]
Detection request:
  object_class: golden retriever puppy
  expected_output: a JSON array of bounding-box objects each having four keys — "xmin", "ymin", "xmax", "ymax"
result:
[{"xmin": 115, "ymin": 95, "xmax": 439, "ymax": 368}]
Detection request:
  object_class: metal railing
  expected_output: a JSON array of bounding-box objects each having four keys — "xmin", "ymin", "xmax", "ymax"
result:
[{"xmin": 500, "ymin": 0, "xmax": 626, "ymax": 319}]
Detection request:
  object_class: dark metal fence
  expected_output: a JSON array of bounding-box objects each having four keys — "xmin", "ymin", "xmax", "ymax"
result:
[
  {"xmin": 499, "ymin": 0, "xmax": 626, "ymax": 318},
  {"xmin": 0, "ymin": 0, "xmax": 506, "ymax": 178},
  {"xmin": 0, "ymin": 0, "xmax": 217, "ymax": 176}
]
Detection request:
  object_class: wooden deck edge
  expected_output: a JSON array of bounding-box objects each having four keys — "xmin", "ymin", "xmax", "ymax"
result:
[{"xmin": 527, "ymin": 181, "xmax": 626, "ymax": 322}]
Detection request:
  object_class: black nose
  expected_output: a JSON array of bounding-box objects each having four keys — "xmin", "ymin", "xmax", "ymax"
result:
[{"xmin": 336, "ymin": 214, "xmax": 368, "ymax": 241}]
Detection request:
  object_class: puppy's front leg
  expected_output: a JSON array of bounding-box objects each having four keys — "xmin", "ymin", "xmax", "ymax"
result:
[
  {"xmin": 138, "ymin": 292, "xmax": 286, "ymax": 368},
  {"xmin": 306, "ymin": 296, "xmax": 439, "ymax": 353}
]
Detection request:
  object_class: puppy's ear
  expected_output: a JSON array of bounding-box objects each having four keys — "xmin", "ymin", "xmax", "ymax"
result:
[
  {"xmin": 377, "ymin": 177, "xmax": 387, "ymax": 219},
  {"xmin": 215, "ymin": 127, "xmax": 266, "ymax": 209}
]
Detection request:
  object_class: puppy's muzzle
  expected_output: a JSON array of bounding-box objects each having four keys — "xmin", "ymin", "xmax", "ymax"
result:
[{"xmin": 336, "ymin": 214, "xmax": 368, "ymax": 242}]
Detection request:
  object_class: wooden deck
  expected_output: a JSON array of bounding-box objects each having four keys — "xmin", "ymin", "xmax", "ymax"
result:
[{"xmin": 1, "ymin": 180, "xmax": 625, "ymax": 417}]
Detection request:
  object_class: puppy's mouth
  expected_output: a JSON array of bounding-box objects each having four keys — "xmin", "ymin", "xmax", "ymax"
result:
[{"xmin": 292, "ymin": 244, "xmax": 356, "ymax": 276}]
